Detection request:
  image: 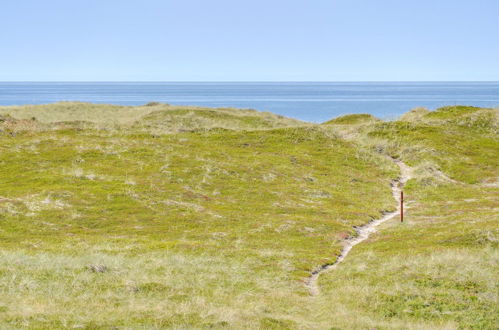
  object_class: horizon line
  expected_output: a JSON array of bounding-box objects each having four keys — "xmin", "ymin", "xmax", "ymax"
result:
[{"xmin": 1, "ymin": 80, "xmax": 499, "ymax": 83}]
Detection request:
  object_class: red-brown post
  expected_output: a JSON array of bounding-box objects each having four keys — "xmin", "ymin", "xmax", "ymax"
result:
[{"xmin": 400, "ymin": 191, "xmax": 404, "ymax": 222}]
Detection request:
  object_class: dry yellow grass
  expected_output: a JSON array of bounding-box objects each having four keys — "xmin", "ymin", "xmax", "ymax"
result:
[{"xmin": 0, "ymin": 102, "xmax": 305, "ymax": 131}]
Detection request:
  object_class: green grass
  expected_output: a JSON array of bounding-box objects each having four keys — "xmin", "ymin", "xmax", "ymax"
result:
[
  {"xmin": 133, "ymin": 108, "xmax": 304, "ymax": 133},
  {"xmin": 365, "ymin": 107, "xmax": 497, "ymax": 183},
  {"xmin": 424, "ymin": 105, "xmax": 487, "ymax": 120},
  {"xmin": 316, "ymin": 106, "xmax": 499, "ymax": 329},
  {"xmin": 318, "ymin": 181, "xmax": 498, "ymax": 329},
  {"xmin": 322, "ymin": 113, "xmax": 380, "ymax": 125},
  {"xmin": 0, "ymin": 127, "xmax": 396, "ymax": 270},
  {"xmin": 0, "ymin": 103, "xmax": 497, "ymax": 329}
]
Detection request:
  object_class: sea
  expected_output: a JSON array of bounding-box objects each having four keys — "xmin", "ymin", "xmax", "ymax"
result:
[{"xmin": 1, "ymin": 82, "xmax": 498, "ymax": 123}]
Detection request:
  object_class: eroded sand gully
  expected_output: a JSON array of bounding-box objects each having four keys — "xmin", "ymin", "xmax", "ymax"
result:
[{"xmin": 306, "ymin": 159, "xmax": 413, "ymax": 296}]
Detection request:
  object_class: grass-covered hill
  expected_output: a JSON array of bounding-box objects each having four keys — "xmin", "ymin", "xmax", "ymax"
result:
[
  {"xmin": 0, "ymin": 103, "xmax": 497, "ymax": 329},
  {"xmin": 0, "ymin": 102, "xmax": 304, "ymax": 132},
  {"xmin": 319, "ymin": 105, "xmax": 498, "ymax": 329},
  {"xmin": 322, "ymin": 113, "xmax": 380, "ymax": 125}
]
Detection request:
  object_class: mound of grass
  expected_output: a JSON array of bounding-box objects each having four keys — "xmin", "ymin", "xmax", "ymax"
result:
[
  {"xmin": 0, "ymin": 126, "xmax": 396, "ymax": 270},
  {"xmin": 425, "ymin": 105, "xmax": 487, "ymax": 120},
  {"xmin": 315, "ymin": 105, "xmax": 499, "ymax": 329},
  {"xmin": 133, "ymin": 108, "xmax": 303, "ymax": 133},
  {"xmin": 0, "ymin": 102, "xmax": 140, "ymax": 126},
  {"xmin": 366, "ymin": 108, "xmax": 498, "ymax": 184},
  {"xmin": 0, "ymin": 114, "xmax": 44, "ymax": 133},
  {"xmin": 0, "ymin": 102, "xmax": 304, "ymax": 131},
  {"xmin": 323, "ymin": 113, "xmax": 380, "ymax": 125},
  {"xmin": 398, "ymin": 107, "xmax": 430, "ymax": 122}
]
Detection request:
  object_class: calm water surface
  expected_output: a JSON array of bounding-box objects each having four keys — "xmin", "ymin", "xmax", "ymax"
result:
[{"xmin": 1, "ymin": 82, "xmax": 498, "ymax": 122}]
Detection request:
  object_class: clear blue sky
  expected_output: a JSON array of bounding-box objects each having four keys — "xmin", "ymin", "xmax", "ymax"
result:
[{"xmin": 1, "ymin": 0, "xmax": 498, "ymax": 81}]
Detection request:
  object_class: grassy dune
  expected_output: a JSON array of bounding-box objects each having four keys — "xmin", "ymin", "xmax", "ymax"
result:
[
  {"xmin": 0, "ymin": 102, "xmax": 304, "ymax": 131},
  {"xmin": 0, "ymin": 103, "xmax": 497, "ymax": 328},
  {"xmin": 319, "ymin": 106, "xmax": 498, "ymax": 328}
]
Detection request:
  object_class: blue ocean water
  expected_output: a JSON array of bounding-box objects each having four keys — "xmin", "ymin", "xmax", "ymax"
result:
[{"xmin": 0, "ymin": 82, "xmax": 498, "ymax": 123}]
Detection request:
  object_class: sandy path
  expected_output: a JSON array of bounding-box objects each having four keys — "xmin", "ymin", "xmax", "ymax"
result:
[{"xmin": 306, "ymin": 159, "xmax": 413, "ymax": 296}]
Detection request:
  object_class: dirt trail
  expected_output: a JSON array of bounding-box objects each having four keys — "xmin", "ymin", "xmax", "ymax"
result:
[{"xmin": 306, "ymin": 159, "xmax": 413, "ymax": 296}]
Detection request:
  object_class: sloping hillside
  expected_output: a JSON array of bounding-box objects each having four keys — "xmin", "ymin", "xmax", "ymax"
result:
[{"xmin": 318, "ymin": 106, "xmax": 498, "ymax": 328}]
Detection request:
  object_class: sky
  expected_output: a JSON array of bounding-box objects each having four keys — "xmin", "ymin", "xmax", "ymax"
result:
[{"xmin": 1, "ymin": 0, "xmax": 498, "ymax": 81}]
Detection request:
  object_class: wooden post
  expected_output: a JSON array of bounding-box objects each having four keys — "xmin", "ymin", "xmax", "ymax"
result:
[{"xmin": 400, "ymin": 191, "xmax": 404, "ymax": 222}]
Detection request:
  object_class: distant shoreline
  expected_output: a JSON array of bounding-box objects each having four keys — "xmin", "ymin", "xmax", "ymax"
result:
[{"xmin": 1, "ymin": 82, "xmax": 498, "ymax": 123}]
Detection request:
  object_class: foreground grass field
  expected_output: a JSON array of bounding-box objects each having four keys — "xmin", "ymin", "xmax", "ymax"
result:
[{"xmin": 0, "ymin": 103, "xmax": 497, "ymax": 329}]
